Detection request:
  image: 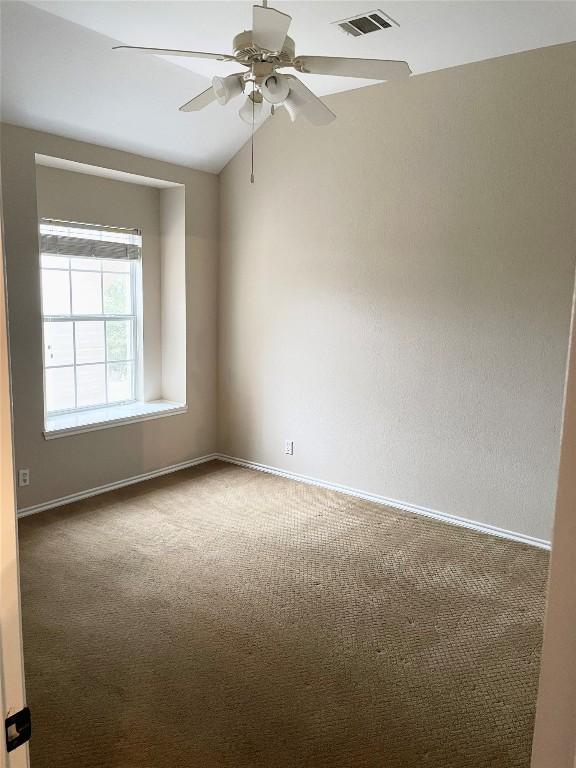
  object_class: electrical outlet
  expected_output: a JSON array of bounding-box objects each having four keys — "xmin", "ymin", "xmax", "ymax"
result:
[
  {"xmin": 284, "ymin": 440, "xmax": 294, "ymax": 456},
  {"xmin": 18, "ymin": 468, "xmax": 30, "ymax": 487}
]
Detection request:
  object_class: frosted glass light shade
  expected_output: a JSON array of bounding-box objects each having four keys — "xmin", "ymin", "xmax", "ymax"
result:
[
  {"xmin": 239, "ymin": 95, "xmax": 265, "ymax": 125},
  {"xmin": 212, "ymin": 74, "xmax": 243, "ymax": 105},
  {"xmin": 261, "ymin": 74, "xmax": 290, "ymax": 104}
]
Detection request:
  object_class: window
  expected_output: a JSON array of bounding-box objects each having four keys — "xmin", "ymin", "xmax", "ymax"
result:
[{"xmin": 39, "ymin": 220, "xmax": 141, "ymax": 416}]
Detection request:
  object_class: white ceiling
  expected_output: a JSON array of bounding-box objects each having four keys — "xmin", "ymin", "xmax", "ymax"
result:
[{"xmin": 1, "ymin": 1, "xmax": 575, "ymax": 173}]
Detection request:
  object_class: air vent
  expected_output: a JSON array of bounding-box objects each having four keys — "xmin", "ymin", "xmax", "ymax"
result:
[{"xmin": 333, "ymin": 10, "xmax": 398, "ymax": 37}]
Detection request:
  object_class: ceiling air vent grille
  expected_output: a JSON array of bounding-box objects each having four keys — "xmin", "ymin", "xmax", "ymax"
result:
[{"xmin": 334, "ymin": 10, "xmax": 398, "ymax": 37}]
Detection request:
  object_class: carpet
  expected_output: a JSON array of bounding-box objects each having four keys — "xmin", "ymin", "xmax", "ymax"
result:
[{"xmin": 18, "ymin": 460, "xmax": 549, "ymax": 768}]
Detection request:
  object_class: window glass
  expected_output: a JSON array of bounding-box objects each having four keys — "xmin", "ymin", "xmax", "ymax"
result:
[
  {"xmin": 45, "ymin": 367, "xmax": 75, "ymax": 412},
  {"xmin": 71, "ymin": 257, "xmax": 101, "ymax": 271},
  {"xmin": 106, "ymin": 320, "xmax": 132, "ymax": 362},
  {"xmin": 76, "ymin": 364, "xmax": 106, "ymax": 408},
  {"xmin": 41, "ymin": 254, "xmax": 68, "ymax": 270},
  {"xmin": 71, "ymin": 272, "xmax": 102, "ymax": 315},
  {"xmin": 43, "ymin": 321, "xmax": 74, "ymax": 367},
  {"xmin": 102, "ymin": 258, "xmax": 130, "ymax": 273},
  {"xmin": 75, "ymin": 321, "xmax": 105, "ymax": 364},
  {"xmin": 108, "ymin": 362, "xmax": 133, "ymax": 403},
  {"xmin": 42, "ymin": 270, "xmax": 70, "ymax": 316},
  {"xmin": 103, "ymin": 273, "xmax": 131, "ymax": 315}
]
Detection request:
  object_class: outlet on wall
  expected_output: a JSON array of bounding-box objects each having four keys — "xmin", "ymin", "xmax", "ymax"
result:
[
  {"xmin": 18, "ymin": 468, "xmax": 30, "ymax": 487},
  {"xmin": 285, "ymin": 440, "xmax": 294, "ymax": 456}
]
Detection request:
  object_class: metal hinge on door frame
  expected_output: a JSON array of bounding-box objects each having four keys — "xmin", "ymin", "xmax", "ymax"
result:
[{"xmin": 5, "ymin": 707, "xmax": 31, "ymax": 752}]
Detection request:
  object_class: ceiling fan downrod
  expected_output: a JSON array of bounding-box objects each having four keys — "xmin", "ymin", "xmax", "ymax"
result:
[{"xmin": 251, "ymin": 85, "xmax": 255, "ymax": 184}]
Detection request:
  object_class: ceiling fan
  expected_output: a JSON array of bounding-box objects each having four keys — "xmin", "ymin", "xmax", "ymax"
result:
[{"xmin": 113, "ymin": 1, "xmax": 412, "ymax": 128}]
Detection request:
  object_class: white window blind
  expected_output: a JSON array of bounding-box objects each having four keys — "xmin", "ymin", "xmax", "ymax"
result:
[
  {"xmin": 40, "ymin": 220, "xmax": 141, "ymax": 260},
  {"xmin": 39, "ymin": 219, "xmax": 142, "ymax": 416}
]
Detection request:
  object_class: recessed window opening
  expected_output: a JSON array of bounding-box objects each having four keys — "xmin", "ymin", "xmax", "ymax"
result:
[{"xmin": 39, "ymin": 218, "xmax": 142, "ymax": 417}]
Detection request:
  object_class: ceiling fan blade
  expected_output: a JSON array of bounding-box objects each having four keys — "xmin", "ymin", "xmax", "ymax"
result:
[
  {"xmin": 252, "ymin": 5, "xmax": 291, "ymax": 52},
  {"xmin": 179, "ymin": 87, "xmax": 217, "ymax": 112},
  {"xmin": 284, "ymin": 76, "xmax": 335, "ymax": 126},
  {"xmin": 113, "ymin": 45, "xmax": 235, "ymax": 62},
  {"xmin": 293, "ymin": 56, "xmax": 412, "ymax": 80}
]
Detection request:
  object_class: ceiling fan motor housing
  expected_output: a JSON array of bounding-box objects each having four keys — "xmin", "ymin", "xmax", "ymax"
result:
[{"xmin": 233, "ymin": 31, "xmax": 295, "ymax": 64}]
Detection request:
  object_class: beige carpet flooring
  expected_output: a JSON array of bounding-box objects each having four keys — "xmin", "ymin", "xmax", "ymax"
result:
[{"xmin": 18, "ymin": 460, "xmax": 549, "ymax": 768}]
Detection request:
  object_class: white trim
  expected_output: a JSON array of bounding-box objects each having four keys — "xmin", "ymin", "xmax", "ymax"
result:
[
  {"xmin": 216, "ymin": 454, "xmax": 551, "ymax": 551},
  {"xmin": 17, "ymin": 453, "xmax": 218, "ymax": 517},
  {"xmin": 17, "ymin": 451, "xmax": 552, "ymax": 550},
  {"xmin": 35, "ymin": 155, "xmax": 183, "ymax": 189},
  {"xmin": 43, "ymin": 402, "xmax": 187, "ymax": 440}
]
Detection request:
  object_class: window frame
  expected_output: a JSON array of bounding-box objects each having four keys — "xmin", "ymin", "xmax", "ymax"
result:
[{"xmin": 40, "ymin": 228, "xmax": 142, "ymax": 419}]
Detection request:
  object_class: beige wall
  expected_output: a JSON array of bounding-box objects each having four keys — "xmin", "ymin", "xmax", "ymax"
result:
[
  {"xmin": 219, "ymin": 43, "xmax": 576, "ymax": 542},
  {"xmin": 2, "ymin": 44, "xmax": 575, "ymax": 538},
  {"xmin": 1, "ymin": 124, "xmax": 219, "ymax": 510},
  {"xmin": 160, "ymin": 186, "xmax": 187, "ymax": 403},
  {"xmin": 35, "ymin": 165, "xmax": 164, "ymax": 401}
]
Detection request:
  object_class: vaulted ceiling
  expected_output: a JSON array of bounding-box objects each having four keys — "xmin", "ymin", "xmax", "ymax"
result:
[{"xmin": 1, "ymin": 1, "xmax": 575, "ymax": 172}]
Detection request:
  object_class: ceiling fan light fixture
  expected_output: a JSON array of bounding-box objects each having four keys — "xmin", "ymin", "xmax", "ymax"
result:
[
  {"xmin": 212, "ymin": 74, "xmax": 243, "ymax": 105},
  {"xmin": 261, "ymin": 74, "xmax": 290, "ymax": 104},
  {"xmin": 116, "ymin": 3, "xmax": 412, "ymax": 144},
  {"xmin": 238, "ymin": 93, "xmax": 266, "ymax": 125}
]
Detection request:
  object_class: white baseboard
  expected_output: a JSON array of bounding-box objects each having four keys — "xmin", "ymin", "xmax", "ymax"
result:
[
  {"xmin": 216, "ymin": 454, "xmax": 551, "ymax": 551},
  {"xmin": 16, "ymin": 453, "xmax": 219, "ymax": 518},
  {"xmin": 17, "ymin": 450, "xmax": 552, "ymax": 551}
]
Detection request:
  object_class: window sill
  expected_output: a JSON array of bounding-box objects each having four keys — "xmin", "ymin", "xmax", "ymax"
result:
[{"xmin": 43, "ymin": 400, "xmax": 187, "ymax": 440}]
